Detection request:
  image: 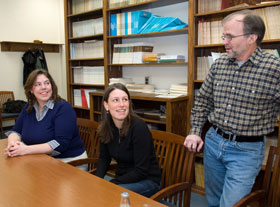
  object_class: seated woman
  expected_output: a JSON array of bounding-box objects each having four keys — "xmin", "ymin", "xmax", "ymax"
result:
[
  {"xmin": 96, "ymin": 83, "xmax": 161, "ymax": 197},
  {"xmin": 4, "ymin": 69, "xmax": 87, "ymax": 171}
]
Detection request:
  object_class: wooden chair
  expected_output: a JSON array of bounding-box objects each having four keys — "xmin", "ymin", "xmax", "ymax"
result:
[
  {"xmin": 233, "ymin": 146, "xmax": 280, "ymax": 207},
  {"xmin": 150, "ymin": 130, "xmax": 196, "ymax": 207},
  {"xmin": 67, "ymin": 118, "xmax": 99, "ymax": 171},
  {"xmin": 0, "ymin": 91, "xmax": 19, "ymax": 138}
]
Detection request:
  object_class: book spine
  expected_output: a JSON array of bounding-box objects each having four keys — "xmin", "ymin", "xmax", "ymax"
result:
[{"xmin": 110, "ymin": 14, "xmax": 117, "ymax": 36}]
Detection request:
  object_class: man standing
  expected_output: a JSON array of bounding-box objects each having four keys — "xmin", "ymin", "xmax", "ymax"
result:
[{"xmin": 184, "ymin": 10, "xmax": 280, "ymax": 207}]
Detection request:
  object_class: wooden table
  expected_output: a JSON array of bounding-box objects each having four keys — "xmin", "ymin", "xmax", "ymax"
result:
[{"xmin": 0, "ymin": 139, "xmax": 165, "ymax": 207}]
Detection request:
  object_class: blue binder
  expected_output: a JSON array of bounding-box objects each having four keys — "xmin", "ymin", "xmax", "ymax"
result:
[
  {"xmin": 110, "ymin": 14, "xmax": 117, "ymax": 36},
  {"xmin": 131, "ymin": 10, "xmax": 152, "ymax": 34}
]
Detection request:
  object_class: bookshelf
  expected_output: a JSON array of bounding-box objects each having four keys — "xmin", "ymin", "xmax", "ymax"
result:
[
  {"xmin": 64, "ymin": 0, "xmax": 105, "ymax": 119},
  {"xmin": 189, "ymin": 0, "xmax": 280, "ymax": 194},
  {"xmin": 64, "ymin": 0, "xmax": 191, "ymax": 132}
]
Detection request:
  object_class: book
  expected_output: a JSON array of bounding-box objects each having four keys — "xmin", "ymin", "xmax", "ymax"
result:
[
  {"xmin": 126, "ymin": 83, "xmax": 155, "ymax": 93},
  {"xmin": 221, "ymin": 0, "xmax": 230, "ymax": 10},
  {"xmin": 73, "ymin": 89, "xmax": 82, "ymax": 107},
  {"xmin": 224, "ymin": 3, "xmax": 249, "ymax": 10},
  {"xmin": 139, "ymin": 15, "xmax": 187, "ymax": 33},
  {"xmin": 110, "ymin": 13, "xmax": 117, "ymax": 36},
  {"xmin": 131, "ymin": 10, "xmax": 152, "ymax": 34},
  {"xmin": 159, "ymin": 55, "xmax": 185, "ymax": 63},
  {"xmin": 138, "ymin": 15, "xmax": 159, "ymax": 33},
  {"xmin": 132, "ymin": 42, "xmax": 154, "ymax": 63},
  {"xmin": 159, "ymin": 17, "xmax": 187, "ymax": 32},
  {"xmin": 84, "ymin": 89, "xmax": 96, "ymax": 107},
  {"xmin": 109, "ymin": 77, "xmax": 134, "ymax": 85},
  {"xmin": 256, "ymin": 1, "xmax": 280, "ymax": 5},
  {"xmin": 81, "ymin": 88, "xmax": 88, "ymax": 108},
  {"xmin": 142, "ymin": 53, "xmax": 164, "ymax": 62}
]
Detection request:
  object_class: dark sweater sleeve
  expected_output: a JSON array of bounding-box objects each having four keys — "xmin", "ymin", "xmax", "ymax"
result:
[
  {"xmin": 96, "ymin": 141, "xmax": 112, "ymax": 178},
  {"xmin": 52, "ymin": 102, "xmax": 78, "ymax": 153},
  {"xmin": 12, "ymin": 105, "xmax": 28, "ymax": 135},
  {"xmin": 110, "ymin": 120, "xmax": 153, "ymax": 184}
]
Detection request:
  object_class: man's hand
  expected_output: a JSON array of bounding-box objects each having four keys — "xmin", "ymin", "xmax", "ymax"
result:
[{"xmin": 184, "ymin": 134, "xmax": 204, "ymax": 152}]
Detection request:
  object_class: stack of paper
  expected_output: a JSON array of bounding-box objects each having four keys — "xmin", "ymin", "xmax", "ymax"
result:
[
  {"xmin": 126, "ymin": 83, "xmax": 155, "ymax": 93},
  {"xmin": 112, "ymin": 42, "xmax": 154, "ymax": 64},
  {"xmin": 109, "ymin": 78, "xmax": 134, "ymax": 86},
  {"xmin": 169, "ymin": 83, "xmax": 188, "ymax": 95},
  {"xmin": 159, "ymin": 55, "xmax": 185, "ymax": 63}
]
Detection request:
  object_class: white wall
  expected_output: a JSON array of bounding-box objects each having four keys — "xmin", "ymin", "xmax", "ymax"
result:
[{"xmin": 0, "ymin": 0, "xmax": 66, "ymax": 101}]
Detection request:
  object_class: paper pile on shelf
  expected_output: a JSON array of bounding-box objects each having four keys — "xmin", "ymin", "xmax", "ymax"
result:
[
  {"xmin": 155, "ymin": 89, "xmax": 169, "ymax": 95},
  {"xmin": 72, "ymin": 0, "xmax": 103, "ymax": 14},
  {"xmin": 72, "ymin": 18, "xmax": 103, "ymax": 37},
  {"xmin": 112, "ymin": 42, "xmax": 154, "ymax": 64},
  {"xmin": 109, "ymin": 78, "xmax": 134, "ymax": 85},
  {"xmin": 70, "ymin": 40, "xmax": 104, "ymax": 59},
  {"xmin": 73, "ymin": 66, "xmax": 104, "ymax": 84},
  {"xmin": 126, "ymin": 83, "xmax": 155, "ymax": 93},
  {"xmin": 159, "ymin": 55, "xmax": 185, "ymax": 63},
  {"xmin": 169, "ymin": 83, "xmax": 188, "ymax": 95}
]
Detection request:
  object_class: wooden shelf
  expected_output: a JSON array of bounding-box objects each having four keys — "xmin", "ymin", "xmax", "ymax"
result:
[
  {"xmin": 69, "ymin": 34, "xmax": 104, "ymax": 42},
  {"xmin": 0, "ymin": 41, "xmax": 62, "ymax": 53},
  {"xmin": 107, "ymin": 0, "xmax": 159, "ymax": 11},
  {"xmin": 195, "ymin": 1, "xmax": 280, "ymax": 17},
  {"xmin": 107, "ymin": 28, "xmax": 188, "ymax": 39},
  {"xmin": 107, "ymin": 0, "xmax": 187, "ymax": 11},
  {"xmin": 70, "ymin": 57, "xmax": 104, "ymax": 61},
  {"xmin": 73, "ymin": 106, "xmax": 90, "ymax": 110},
  {"xmin": 109, "ymin": 62, "xmax": 188, "ymax": 66},
  {"xmin": 68, "ymin": 8, "xmax": 103, "ymax": 17},
  {"xmin": 70, "ymin": 83, "xmax": 105, "ymax": 87},
  {"xmin": 92, "ymin": 111, "xmax": 101, "ymax": 115}
]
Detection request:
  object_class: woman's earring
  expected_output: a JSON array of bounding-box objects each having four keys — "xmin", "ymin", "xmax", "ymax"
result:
[{"xmin": 106, "ymin": 110, "xmax": 109, "ymax": 114}]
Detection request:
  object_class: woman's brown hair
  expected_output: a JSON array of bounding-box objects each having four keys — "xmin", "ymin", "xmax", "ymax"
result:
[
  {"xmin": 97, "ymin": 83, "xmax": 137, "ymax": 144},
  {"xmin": 24, "ymin": 69, "xmax": 63, "ymax": 113}
]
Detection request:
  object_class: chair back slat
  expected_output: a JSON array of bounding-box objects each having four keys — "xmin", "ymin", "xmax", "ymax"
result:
[
  {"xmin": 263, "ymin": 146, "xmax": 280, "ymax": 207},
  {"xmin": 151, "ymin": 130, "xmax": 195, "ymax": 207},
  {"xmin": 0, "ymin": 91, "xmax": 16, "ymax": 138},
  {"xmin": 0, "ymin": 91, "xmax": 15, "ymax": 106},
  {"xmin": 77, "ymin": 118, "xmax": 99, "ymax": 158}
]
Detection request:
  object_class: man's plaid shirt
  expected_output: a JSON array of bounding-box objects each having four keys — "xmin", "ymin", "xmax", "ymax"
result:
[{"xmin": 190, "ymin": 47, "xmax": 280, "ymax": 137}]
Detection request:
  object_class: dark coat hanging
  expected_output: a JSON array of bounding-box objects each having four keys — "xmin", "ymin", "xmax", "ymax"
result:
[{"xmin": 22, "ymin": 49, "xmax": 48, "ymax": 85}]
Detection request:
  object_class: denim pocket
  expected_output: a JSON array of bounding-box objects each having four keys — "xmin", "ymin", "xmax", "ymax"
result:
[
  {"xmin": 235, "ymin": 141, "xmax": 264, "ymax": 156},
  {"xmin": 205, "ymin": 126, "xmax": 216, "ymax": 139}
]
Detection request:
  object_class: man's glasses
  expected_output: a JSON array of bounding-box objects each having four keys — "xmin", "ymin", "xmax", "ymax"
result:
[{"xmin": 221, "ymin": 33, "xmax": 251, "ymax": 41}]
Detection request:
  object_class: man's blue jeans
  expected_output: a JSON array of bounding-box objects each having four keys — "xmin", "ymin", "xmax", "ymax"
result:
[
  {"xmin": 203, "ymin": 127, "xmax": 265, "ymax": 207},
  {"xmin": 119, "ymin": 179, "xmax": 161, "ymax": 197}
]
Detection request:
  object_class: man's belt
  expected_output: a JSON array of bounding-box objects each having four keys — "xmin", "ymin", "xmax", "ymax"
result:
[{"xmin": 213, "ymin": 125, "xmax": 264, "ymax": 142}]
